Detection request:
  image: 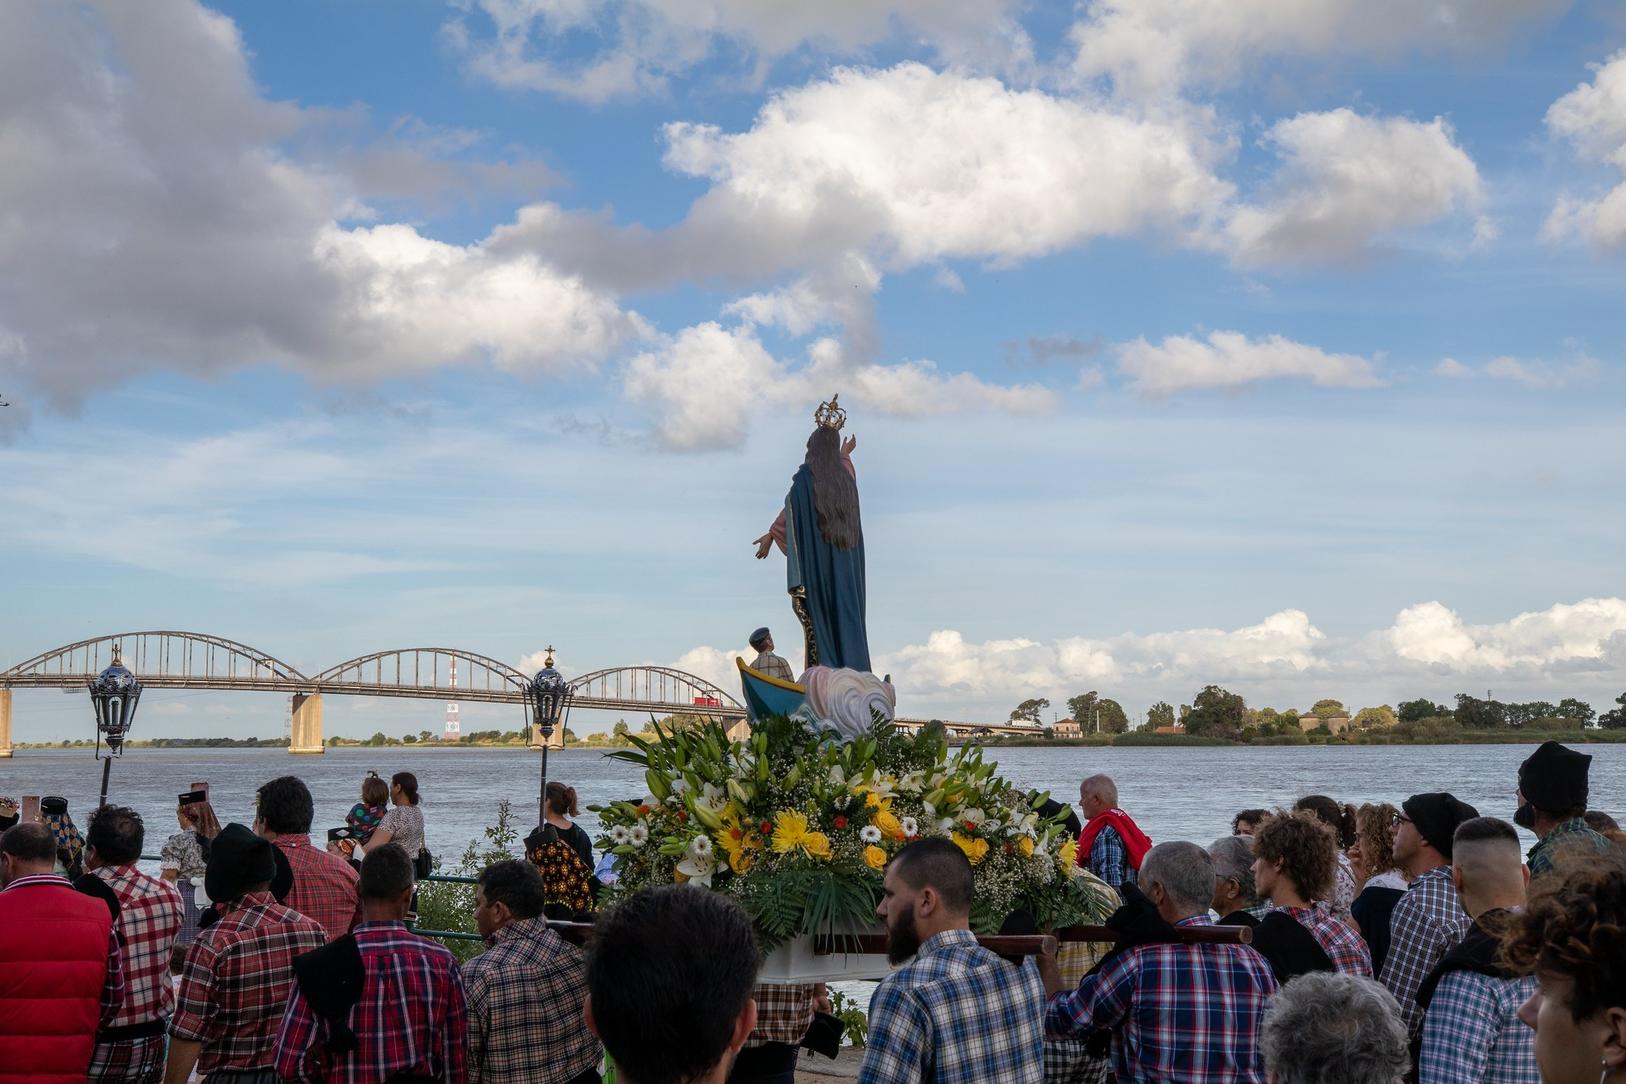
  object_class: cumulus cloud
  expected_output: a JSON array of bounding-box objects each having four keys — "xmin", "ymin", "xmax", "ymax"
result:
[
  {"xmin": 1225, "ymin": 110, "xmax": 1483, "ymax": 265},
  {"xmin": 1114, "ymin": 331, "xmax": 1382, "ymax": 394},
  {"xmin": 443, "ymin": 0, "xmax": 1033, "ymax": 103},
  {"xmin": 0, "ymin": 0, "xmax": 642, "ymax": 433},
  {"xmin": 1543, "ymin": 50, "xmax": 1626, "ymax": 249},
  {"xmin": 624, "ymin": 319, "xmax": 1055, "ymax": 451},
  {"xmin": 1387, "ymin": 598, "xmax": 1626, "ymax": 671},
  {"xmin": 1070, "ymin": 0, "xmax": 1570, "ymax": 99},
  {"xmin": 1435, "ymin": 353, "xmax": 1600, "ymax": 388},
  {"xmin": 673, "ymin": 599, "xmax": 1626, "ymax": 719}
]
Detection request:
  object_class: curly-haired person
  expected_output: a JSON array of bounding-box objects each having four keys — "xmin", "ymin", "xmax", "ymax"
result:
[
  {"xmin": 1251, "ymin": 810, "xmax": 1373, "ymax": 984},
  {"xmin": 1501, "ymin": 850, "xmax": 1626, "ymax": 1084}
]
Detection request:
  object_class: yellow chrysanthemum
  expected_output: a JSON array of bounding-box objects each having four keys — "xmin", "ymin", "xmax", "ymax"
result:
[
  {"xmin": 771, "ymin": 810, "xmax": 813, "ymax": 853},
  {"xmin": 865, "ymin": 791, "xmax": 882, "ymax": 808},
  {"xmin": 864, "ymin": 845, "xmax": 888, "ymax": 870},
  {"xmin": 873, "ymin": 809, "xmax": 905, "ymax": 842},
  {"xmin": 951, "ymin": 832, "xmax": 990, "ymax": 866},
  {"xmin": 1057, "ymin": 840, "xmax": 1078, "ymax": 868}
]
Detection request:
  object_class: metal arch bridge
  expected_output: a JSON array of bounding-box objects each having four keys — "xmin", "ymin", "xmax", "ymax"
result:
[{"xmin": 0, "ymin": 631, "xmax": 747, "ymax": 754}]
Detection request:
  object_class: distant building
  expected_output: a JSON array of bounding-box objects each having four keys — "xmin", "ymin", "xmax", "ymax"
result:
[
  {"xmin": 1053, "ymin": 717, "xmax": 1081, "ymax": 738},
  {"xmin": 1154, "ymin": 724, "xmax": 1186, "ymax": 735},
  {"xmin": 1299, "ymin": 712, "xmax": 1351, "ymax": 736}
]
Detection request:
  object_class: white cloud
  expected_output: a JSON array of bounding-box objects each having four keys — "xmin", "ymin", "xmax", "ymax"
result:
[
  {"xmin": 0, "ymin": 0, "xmax": 642, "ymax": 434},
  {"xmin": 1114, "ymin": 331, "xmax": 1382, "ymax": 394},
  {"xmin": 1434, "ymin": 353, "xmax": 1600, "ymax": 388},
  {"xmin": 1070, "ymin": 0, "xmax": 1570, "ymax": 99},
  {"xmin": 623, "ymin": 320, "xmax": 1055, "ymax": 450},
  {"xmin": 1387, "ymin": 599, "xmax": 1626, "ymax": 670},
  {"xmin": 1225, "ymin": 110, "xmax": 1482, "ymax": 265},
  {"xmin": 660, "ymin": 64, "xmax": 1232, "ymax": 271},
  {"xmin": 1543, "ymin": 51, "xmax": 1626, "ymax": 249},
  {"xmin": 444, "ymin": 0, "xmax": 1033, "ymax": 103}
]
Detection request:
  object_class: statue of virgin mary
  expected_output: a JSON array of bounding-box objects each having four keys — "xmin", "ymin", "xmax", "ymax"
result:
[{"xmin": 752, "ymin": 396, "xmax": 871, "ymax": 673}]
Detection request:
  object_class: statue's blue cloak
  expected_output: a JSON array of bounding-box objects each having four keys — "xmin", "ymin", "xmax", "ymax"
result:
[{"xmin": 783, "ymin": 463, "xmax": 870, "ymax": 673}]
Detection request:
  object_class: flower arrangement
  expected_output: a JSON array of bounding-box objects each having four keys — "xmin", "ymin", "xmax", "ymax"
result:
[{"xmin": 592, "ymin": 715, "xmax": 1115, "ymax": 947}]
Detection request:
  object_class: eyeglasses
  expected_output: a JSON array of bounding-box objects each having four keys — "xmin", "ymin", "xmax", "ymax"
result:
[{"xmin": 1392, "ymin": 812, "xmax": 1412, "ymax": 827}]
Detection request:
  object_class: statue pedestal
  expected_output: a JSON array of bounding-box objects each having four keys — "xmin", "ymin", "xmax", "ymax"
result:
[{"xmin": 758, "ymin": 927, "xmax": 892, "ymax": 984}]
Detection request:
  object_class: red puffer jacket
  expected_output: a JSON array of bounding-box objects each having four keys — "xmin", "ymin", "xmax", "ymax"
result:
[{"xmin": 0, "ymin": 875, "xmax": 117, "ymax": 1083}]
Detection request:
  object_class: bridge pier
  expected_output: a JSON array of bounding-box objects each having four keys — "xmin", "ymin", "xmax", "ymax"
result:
[
  {"xmin": 289, "ymin": 692, "xmax": 325, "ymax": 755},
  {"xmin": 0, "ymin": 689, "xmax": 11, "ymax": 758}
]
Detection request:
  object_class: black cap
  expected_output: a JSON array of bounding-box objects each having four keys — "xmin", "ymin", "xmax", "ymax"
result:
[
  {"xmin": 179, "ymin": 790, "xmax": 207, "ymax": 806},
  {"xmin": 205, "ymin": 823, "xmax": 277, "ymax": 903},
  {"xmin": 1403, "ymin": 792, "xmax": 1480, "ymax": 860},
  {"xmin": 1519, "ymin": 740, "xmax": 1591, "ymax": 813},
  {"xmin": 749, "ymin": 627, "xmax": 772, "ymax": 649},
  {"xmin": 40, "ymin": 796, "xmax": 68, "ymax": 816}
]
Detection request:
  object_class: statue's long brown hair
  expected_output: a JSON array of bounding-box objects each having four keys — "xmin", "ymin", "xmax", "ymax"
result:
[{"xmin": 804, "ymin": 426, "xmax": 861, "ymax": 550}]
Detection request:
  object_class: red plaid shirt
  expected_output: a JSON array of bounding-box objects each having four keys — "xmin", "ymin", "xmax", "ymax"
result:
[
  {"xmin": 92, "ymin": 863, "xmax": 183, "ymax": 1027},
  {"xmin": 273, "ymin": 835, "xmax": 361, "ymax": 943},
  {"xmin": 1046, "ymin": 915, "xmax": 1278, "ymax": 1084},
  {"xmin": 1274, "ymin": 905, "xmax": 1373, "ymax": 977},
  {"xmin": 170, "ymin": 891, "xmax": 327, "ymax": 1075},
  {"xmin": 274, "ymin": 920, "xmax": 469, "ymax": 1084}
]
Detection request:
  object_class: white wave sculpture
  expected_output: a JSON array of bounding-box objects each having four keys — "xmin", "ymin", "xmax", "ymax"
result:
[{"xmin": 800, "ymin": 666, "xmax": 896, "ymax": 741}]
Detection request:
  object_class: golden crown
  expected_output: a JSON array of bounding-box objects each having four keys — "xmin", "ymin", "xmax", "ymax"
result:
[{"xmin": 814, "ymin": 394, "xmax": 846, "ymax": 431}]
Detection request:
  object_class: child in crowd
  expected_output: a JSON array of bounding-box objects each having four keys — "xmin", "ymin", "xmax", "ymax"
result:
[{"xmin": 333, "ymin": 772, "xmax": 389, "ymax": 861}]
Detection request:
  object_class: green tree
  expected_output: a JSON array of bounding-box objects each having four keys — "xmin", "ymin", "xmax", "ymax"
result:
[
  {"xmin": 418, "ymin": 730, "xmax": 434, "ymax": 743},
  {"xmin": 367, "ymin": 731, "xmax": 388, "ymax": 746},
  {"xmin": 613, "ymin": 719, "xmax": 631, "ymax": 738},
  {"xmin": 1353, "ymin": 705, "xmax": 1398, "ymax": 730},
  {"xmin": 1310, "ymin": 698, "xmax": 1346, "ymax": 720},
  {"xmin": 1186, "ymin": 685, "xmax": 1246, "ymax": 739},
  {"xmin": 1067, "ymin": 691, "xmax": 1099, "ymax": 726},
  {"xmin": 1147, "ymin": 701, "xmax": 1176, "ymax": 730},
  {"xmin": 1397, "ymin": 698, "xmax": 1445, "ymax": 723},
  {"xmin": 402, "ymin": 733, "xmax": 418, "ymax": 744},
  {"xmin": 1598, "ymin": 693, "xmax": 1626, "ymax": 729},
  {"xmin": 1454, "ymin": 694, "xmax": 1507, "ymax": 730},
  {"xmin": 1009, "ymin": 697, "xmax": 1050, "ymax": 726},
  {"xmin": 1556, "ymin": 698, "xmax": 1595, "ymax": 725}
]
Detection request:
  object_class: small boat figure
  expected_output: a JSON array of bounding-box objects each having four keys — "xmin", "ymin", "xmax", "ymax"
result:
[{"xmin": 735, "ymin": 657, "xmax": 807, "ymax": 723}]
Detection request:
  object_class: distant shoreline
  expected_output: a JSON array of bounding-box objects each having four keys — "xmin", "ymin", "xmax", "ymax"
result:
[{"xmin": 14, "ymin": 727, "xmax": 1623, "ymax": 751}]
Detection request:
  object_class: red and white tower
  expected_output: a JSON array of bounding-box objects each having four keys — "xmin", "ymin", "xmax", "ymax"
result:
[{"xmin": 444, "ymin": 657, "xmax": 461, "ymax": 740}]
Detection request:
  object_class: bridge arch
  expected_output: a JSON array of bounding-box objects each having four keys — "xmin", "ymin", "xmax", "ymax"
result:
[
  {"xmin": 311, "ymin": 648, "xmax": 529, "ymax": 703},
  {"xmin": 567, "ymin": 666, "xmax": 744, "ymax": 713},
  {"xmin": 0, "ymin": 631, "xmax": 309, "ymax": 688}
]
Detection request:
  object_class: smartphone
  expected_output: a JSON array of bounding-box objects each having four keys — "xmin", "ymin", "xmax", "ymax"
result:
[{"xmin": 20, "ymin": 796, "xmax": 40, "ymax": 823}]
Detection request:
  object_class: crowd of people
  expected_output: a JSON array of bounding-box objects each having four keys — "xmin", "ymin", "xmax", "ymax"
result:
[{"xmin": 0, "ymin": 738, "xmax": 1622, "ymax": 1084}]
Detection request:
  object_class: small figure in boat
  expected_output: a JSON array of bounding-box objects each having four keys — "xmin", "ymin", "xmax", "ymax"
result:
[
  {"xmin": 752, "ymin": 395, "xmax": 871, "ymax": 673},
  {"xmin": 747, "ymin": 627, "xmax": 795, "ymax": 683}
]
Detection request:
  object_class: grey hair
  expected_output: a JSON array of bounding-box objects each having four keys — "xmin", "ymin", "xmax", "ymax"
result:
[
  {"xmin": 1207, "ymin": 836, "xmax": 1259, "ymax": 906},
  {"xmin": 1138, "ymin": 841, "xmax": 1214, "ymax": 912},
  {"xmin": 1080, "ymin": 774, "xmax": 1119, "ymax": 807},
  {"xmin": 1262, "ymin": 973, "xmax": 1409, "ymax": 1084}
]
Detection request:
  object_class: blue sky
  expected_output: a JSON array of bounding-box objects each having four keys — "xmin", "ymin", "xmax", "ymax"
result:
[{"xmin": 3, "ymin": 0, "xmax": 1626, "ymax": 740}]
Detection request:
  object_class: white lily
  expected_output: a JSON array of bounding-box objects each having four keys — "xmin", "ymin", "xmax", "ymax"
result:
[{"xmin": 676, "ymin": 837, "xmax": 717, "ymax": 886}]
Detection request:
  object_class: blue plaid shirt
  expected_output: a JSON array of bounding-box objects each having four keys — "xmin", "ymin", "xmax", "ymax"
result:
[
  {"xmin": 1528, "ymin": 819, "xmax": 1614, "ymax": 877},
  {"xmin": 1380, "ymin": 866, "xmax": 1471, "ymax": 1035},
  {"xmin": 1419, "ymin": 970, "xmax": 1538, "ymax": 1084},
  {"xmin": 1046, "ymin": 915, "xmax": 1277, "ymax": 1084},
  {"xmin": 1089, "ymin": 826, "xmax": 1137, "ymax": 890},
  {"xmin": 858, "ymin": 929, "xmax": 1045, "ymax": 1084}
]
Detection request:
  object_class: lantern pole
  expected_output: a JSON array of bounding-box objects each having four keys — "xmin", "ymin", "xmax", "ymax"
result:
[{"xmin": 88, "ymin": 646, "xmax": 142, "ymax": 809}]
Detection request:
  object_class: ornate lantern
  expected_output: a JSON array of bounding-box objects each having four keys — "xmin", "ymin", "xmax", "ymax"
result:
[
  {"xmin": 523, "ymin": 648, "xmax": 573, "ymax": 836},
  {"xmin": 88, "ymin": 647, "xmax": 142, "ymax": 806}
]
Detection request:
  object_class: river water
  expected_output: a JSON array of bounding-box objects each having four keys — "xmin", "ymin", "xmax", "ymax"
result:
[{"xmin": 5, "ymin": 742, "xmax": 1619, "ymax": 866}]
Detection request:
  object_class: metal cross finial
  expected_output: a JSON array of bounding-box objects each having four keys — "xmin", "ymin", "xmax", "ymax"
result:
[{"xmin": 544, "ymin": 645, "xmax": 556, "ymax": 667}]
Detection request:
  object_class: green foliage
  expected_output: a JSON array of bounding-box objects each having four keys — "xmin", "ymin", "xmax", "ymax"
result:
[
  {"xmin": 1310, "ymin": 698, "xmax": 1346, "ymax": 719},
  {"xmin": 412, "ymin": 799, "xmax": 520, "ymax": 963},
  {"xmin": 1397, "ymin": 698, "xmax": 1446, "ymax": 723},
  {"xmin": 1186, "ymin": 685, "xmax": 1246, "ymax": 739},
  {"xmin": 828, "ymin": 989, "xmax": 869, "ymax": 1048},
  {"xmin": 1068, "ymin": 691, "xmax": 1129, "ymax": 735},
  {"xmin": 1146, "ymin": 701, "xmax": 1176, "ymax": 730},
  {"xmin": 1352, "ymin": 706, "xmax": 1398, "ymax": 730},
  {"xmin": 1009, "ymin": 698, "xmax": 1050, "ymax": 725},
  {"xmin": 1557, "ymin": 698, "xmax": 1595, "ymax": 725},
  {"xmin": 1601, "ymin": 693, "xmax": 1626, "ymax": 729}
]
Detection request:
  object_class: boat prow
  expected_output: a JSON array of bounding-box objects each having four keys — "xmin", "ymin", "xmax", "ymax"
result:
[{"xmin": 736, "ymin": 657, "xmax": 807, "ymax": 722}]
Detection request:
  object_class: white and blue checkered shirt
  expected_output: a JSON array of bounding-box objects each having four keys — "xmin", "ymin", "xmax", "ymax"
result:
[
  {"xmin": 858, "ymin": 929, "xmax": 1046, "ymax": 1084},
  {"xmin": 1380, "ymin": 866, "xmax": 1471, "ymax": 1034},
  {"xmin": 1419, "ymin": 969, "xmax": 1538, "ymax": 1084}
]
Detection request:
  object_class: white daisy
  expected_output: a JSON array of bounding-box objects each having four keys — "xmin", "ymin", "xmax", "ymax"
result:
[
  {"xmin": 628, "ymin": 824, "xmax": 649, "ymax": 848},
  {"xmin": 689, "ymin": 834, "xmax": 713, "ymax": 857},
  {"xmin": 609, "ymin": 826, "xmax": 631, "ymax": 846},
  {"xmin": 859, "ymin": 825, "xmax": 883, "ymax": 844},
  {"xmin": 900, "ymin": 816, "xmax": 919, "ymax": 838}
]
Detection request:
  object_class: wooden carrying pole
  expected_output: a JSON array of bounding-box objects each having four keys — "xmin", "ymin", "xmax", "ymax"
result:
[{"xmin": 538, "ymin": 921, "xmax": 1253, "ymax": 953}]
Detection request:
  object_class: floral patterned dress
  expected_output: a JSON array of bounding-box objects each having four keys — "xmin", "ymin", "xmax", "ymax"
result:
[{"xmin": 161, "ymin": 830, "xmax": 209, "ymax": 944}]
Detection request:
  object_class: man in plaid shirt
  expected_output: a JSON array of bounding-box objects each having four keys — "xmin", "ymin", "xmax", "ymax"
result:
[
  {"xmin": 254, "ymin": 775, "xmax": 361, "ymax": 942},
  {"xmin": 166, "ymin": 823, "xmax": 327, "ymax": 1084},
  {"xmin": 1381, "ymin": 793, "xmax": 1478, "ymax": 1036},
  {"xmin": 462, "ymin": 859, "xmax": 599, "ymax": 1084},
  {"xmin": 81, "ymin": 806, "xmax": 183, "ymax": 1084},
  {"xmin": 275, "ymin": 844, "xmax": 468, "ymax": 1084},
  {"xmin": 1038, "ymin": 842, "xmax": 1278, "ymax": 1084},
  {"xmin": 1416, "ymin": 818, "xmax": 1538, "ymax": 1084},
  {"xmin": 859, "ymin": 839, "xmax": 1045, "ymax": 1084}
]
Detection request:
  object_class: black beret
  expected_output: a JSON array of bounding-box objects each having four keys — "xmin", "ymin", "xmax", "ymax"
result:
[
  {"xmin": 205, "ymin": 823, "xmax": 277, "ymax": 904},
  {"xmin": 1403, "ymin": 792, "xmax": 1480, "ymax": 860},
  {"xmin": 1519, "ymin": 740, "xmax": 1591, "ymax": 813}
]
